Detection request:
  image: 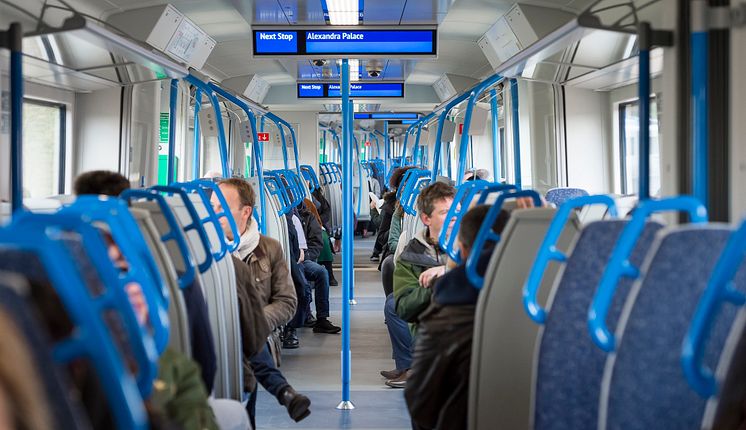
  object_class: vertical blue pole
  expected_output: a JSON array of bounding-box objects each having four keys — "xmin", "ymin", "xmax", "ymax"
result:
[
  {"xmin": 193, "ymin": 88, "xmax": 202, "ymax": 180},
  {"xmin": 184, "ymin": 76, "xmax": 230, "ymax": 178},
  {"xmin": 510, "ymin": 79, "xmax": 522, "ymax": 189},
  {"xmin": 9, "ymin": 23, "xmax": 23, "ymax": 213},
  {"xmin": 456, "ymin": 92, "xmax": 478, "ymax": 186},
  {"xmin": 413, "ymin": 123, "xmax": 423, "ymax": 167},
  {"xmin": 431, "ymin": 110, "xmax": 448, "ymax": 181},
  {"xmin": 248, "ymin": 111, "xmax": 267, "ymax": 235},
  {"xmin": 691, "ymin": 1, "xmax": 708, "ymax": 209},
  {"xmin": 490, "ymin": 88, "xmax": 501, "ymax": 181},
  {"xmin": 287, "ymin": 125, "xmax": 301, "ymax": 175},
  {"xmin": 639, "ymin": 47, "xmax": 651, "ymax": 200},
  {"xmin": 349, "ymin": 100, "xmax": 356, "ymax": 305},
  {"xmin": 323, "ymin": 129, "xmax": 327, "ymax": 162},
  {"xmin": 168, "ymin": 79, "xmax": 178, "ymax": 184},
  {"xmin": 383, "ymin": 121, "xmax": 389, "ymax": 173},
  {"xmin": 401, "ymin": 129, "xmax": 409, "ymax": 164},
  {"xmin": 337, "ymin": 59, "xmax": 354, "ymax": 410}
]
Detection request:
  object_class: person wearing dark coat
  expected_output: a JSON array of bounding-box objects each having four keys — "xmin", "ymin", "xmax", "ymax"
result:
[{"xmin": 404, "ymin": 205, "xmax": 510, "ymax": 430}]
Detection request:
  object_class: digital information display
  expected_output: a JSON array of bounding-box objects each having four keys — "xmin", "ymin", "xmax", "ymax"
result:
[
  {"xmin": 254, "ymin": 28, "xmax": 437, "ymax": 57},
  {"xmin": 297, "ymin": 82, "xmax": 404, "ymax": 99}
]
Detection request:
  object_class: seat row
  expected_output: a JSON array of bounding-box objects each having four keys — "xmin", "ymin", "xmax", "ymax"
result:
[{"xmin": 437, "ymin": 183, "xmax": 746, "ymax": 429}]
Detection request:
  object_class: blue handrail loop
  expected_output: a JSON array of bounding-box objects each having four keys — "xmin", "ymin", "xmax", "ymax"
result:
[
  {"xmin": 589, "ymin": 196, "xmax": 709, "ymax": 352},
  {"xmin": 439, "ymin": 181, "xmax": 517, "ymax": 263},
  {"xmin": 151, "ymin": 185, "xmax": 214, "ymax": 273},
  {"xmin": 171, "ymin": 181, "xmax": 230, "ymax": 261},
  {"xmin": 682, "ymin": 218, "xmax": 746, "ymax": 397},
  {"xmin": 0, "ymin": 226, "xmax": 149, "ymax": 429},
  {"xmin": 120, "ymin": 188, "xmax": 196, "ymax": 290},
  {"xmin": 9, "ymin": 211, "xmax": 161, "ymax": 398},
  {"xmin": 190, "ymin": 179, "xmax": 241, "ymax": 253},
  {"xmin": 300, "ymin": 165, "xmax": 321, "ymax": 192},
  {"xmin": 466, "ymin": 189, "xmax": 543, "ymax": 287},
  {"xmin": 523, "ymin": 195, "xmax": 619, "ymax": 324}
]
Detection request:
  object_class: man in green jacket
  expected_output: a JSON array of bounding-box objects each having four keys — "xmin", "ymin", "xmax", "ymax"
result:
[{"xmin": 390, "ymin": 182, "xmax": 455, "ymax": 387}]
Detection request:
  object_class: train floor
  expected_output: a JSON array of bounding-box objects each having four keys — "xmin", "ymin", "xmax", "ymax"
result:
[{"xmin": 255, "ymin": 236, "xmax": 412, "ymax": 429}]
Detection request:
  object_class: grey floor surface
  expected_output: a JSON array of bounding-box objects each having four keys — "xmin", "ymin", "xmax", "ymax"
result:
[{"xmin": 255, "ymin": 237, "xmax": 412, "ymax": 429}]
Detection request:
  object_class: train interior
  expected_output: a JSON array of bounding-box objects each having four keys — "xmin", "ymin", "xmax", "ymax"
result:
[{"xmin": 0, "ymin": 0, "xmax": 745, "ymax": 429}]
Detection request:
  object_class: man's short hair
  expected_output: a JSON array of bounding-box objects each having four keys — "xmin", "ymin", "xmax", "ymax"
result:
[
  {"xmin": 219, "ymin": 178, "xmax": 256, "ymax": 208},
  {"xmin": 74, "ymin": 170, "xmax": 130, "ymax": 196},
  {"xmin": 417, "ymin": 181, "xmax": 456, "ymax": 216},
  {"xmin": 458, "ymin": 205, "xmax": 511, "ymax": 250}
]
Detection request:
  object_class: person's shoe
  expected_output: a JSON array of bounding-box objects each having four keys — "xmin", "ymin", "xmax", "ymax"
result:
[
  {"xmin": 380, "ymin": 369, "xmax": 404, "ymax": 380},
  {"xmin": 279, "ymin": 386, "xmax": 311, "ymax": 422},
  {"xmin": 304, "ymin": 314, "xmax": 317, "ymax": 328},
  {"xmin": 329, "ymin": 278, "xmax": 339, "ymax": 287},
  {"xmin": 385, "ymin": 369, "xmax": 410, "ymax": 388},
  {"xmin": 282, "ymin": 327, "xmax": 299, "ymax": 349},
  {"xmin": 313, "ymin": 317, "xmax": 341, "ymax": 334},
  {"xmin": 370, "ymin": 254, "xmax": 380, "ymax": 262}
]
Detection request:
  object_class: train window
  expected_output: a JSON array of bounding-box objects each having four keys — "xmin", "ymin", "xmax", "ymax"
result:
[
  {"xmin": 618, "ymin": 97, "xmax": 661, "ymax": 196},
  {"xmin": 22, "ymin": 99, "xmax": 65, "ymax": 197}
]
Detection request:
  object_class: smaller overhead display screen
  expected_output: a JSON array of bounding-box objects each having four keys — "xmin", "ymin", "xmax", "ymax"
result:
[
  {"xmin": 254, "ymin": 28, "xmax": 437, "ymax": 57},
  {"xmin": 297, "ymin": 82, "xmax": 404, "ymax": 98}
]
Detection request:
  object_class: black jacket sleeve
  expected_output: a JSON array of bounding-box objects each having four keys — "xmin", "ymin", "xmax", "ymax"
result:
[{"xmin": 301, "ymin": 211, "xmax": 324, "ymax": 262}]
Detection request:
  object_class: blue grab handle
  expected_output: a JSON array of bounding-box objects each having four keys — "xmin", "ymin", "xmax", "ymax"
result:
[
  {"xmin": 264, "ymin": 173, "xmax": 291, "ymax": 215},
  {"xmin": 523, "ymin": 195, "xmax": 619, "ymax": 324},
  {"xmin": 191, "ymin": 180, "xmax": 241, "ymax": 253},
  {"xmin": 121, "ymin": 189, "xmax": 197, "ymax": 290},
  {"xmin": 10, "ymin": 212, "xmax": 160, "ymax": 398},
  {"xmin": 301, "ymin": 165, "xmax": 320, "ymax": 192},
  {"xmin": 682, "ymin": 218, "xmax": 746, "ymax": 397},
  {"xmin": 589, "ymin": 196, "xmax": 709, "ymax": 352},
  {"xmin": 439, "ymin": 180, "xmax": 490, "ymax": 262},
  {"xmin": 171, "ymin": 182, "xmax": 228, "ymax": 262},
  {"xmin": 0, "ymin": 228, "xmax": 149, "ymax": 429},
  {"xmin": 467, "ymin": 189, "xmax": 543, "ymax": 288},
  {"xmin": 151, "ymin": 185, "xmax": 214, "ymax": 274},
  {"xmin": 59, "ymin": 197, "xmax": 170, "ymax": 355}
]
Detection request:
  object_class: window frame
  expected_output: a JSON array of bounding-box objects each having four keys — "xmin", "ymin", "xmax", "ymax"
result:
[
  {"xmin": 23, "ymin": 97, "xmax": 67, "ymax": 195},
  {"xmin": 618, "ymin": 95, "xmax": 660, "ymax": 197}
]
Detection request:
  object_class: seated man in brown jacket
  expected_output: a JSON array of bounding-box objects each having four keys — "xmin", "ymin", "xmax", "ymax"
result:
[{"xmin": 213, "ymin": 178, "xmax": 311, "ymax": 426}]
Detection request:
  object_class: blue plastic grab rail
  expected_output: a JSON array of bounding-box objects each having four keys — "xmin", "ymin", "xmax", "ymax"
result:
[
  {"xmin": 523, "ymin": 195, "xmax": 619, "ymax": 324},
  {"xmin": 10, "ymin": 211, "xmax": 160, "ymax": 398},
  {"xmin": 0, "ymin": 227, "xmax": 149, "ymax": 430},
  {"xmin": 120, "ymin": 189, "xmax": 196, "ymax": 290},
  {"xmin": 263, "ymin": 173, "xmax": 292, "ymax": 216},
  {"xmin": 439, "ymin": 181, "xmax": 517, "ymax": 264},
  {"xmin": 467, "ymin": 189, "xmax": 543, "ymax": 287},
  {"xmin": 171, "ymin": 181, "xmax": 231, "ymax": 262},
  {"xmin": 151, "ymin": 185, "xmax": 214, "ymax": 273},
  {"xmin": 589, "ymin": 196, "xmax": 709, "ymax": 352},
  {"xmin": 191, "ymin": 180, "xmax": 241, "ymax": 253},
  {"xmin": 682, "ymin": 218, "xmax": 746, "ymax": 397},
  {"xmin": 402, "ymin": 176, "xmax": 432, "ymax": 216},
  {"xmin": 58, "ymin": 196, "xmax": 170, "ymax": 354},
  {"xmin": 301, "ymin": 165, "xmax": 320, "ymax": 192}
]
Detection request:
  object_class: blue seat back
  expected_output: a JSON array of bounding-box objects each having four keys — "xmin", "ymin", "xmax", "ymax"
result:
[
  {"xmin": 545, "ymin": 187, "xmax": 589, "ymax": 207},
  {"xmin": 0, "ymin": 230, "xmax": 149, "ymax": 430},
  {"xmin": 601, "ymin": 226, "xmax": 743, "ymax": 430},
  {"xmin": 534, "ymin": 219, "xmax": 663, "ymax": 430},
  {"xmin": 0, "ymin": 275, "xmax": 90, "ymax": 429}
]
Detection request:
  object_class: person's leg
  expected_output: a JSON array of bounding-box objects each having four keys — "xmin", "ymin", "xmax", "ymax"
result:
[
  {"xmin": 250, "ymin": 344, "xmax": 311, "ymax": 422},
  {"xmin": 303, "ymin": 261, "xmax": 341, "ymax": 334},
  {"xmin": 384, "ymin": 293, "xmax": 412, "ymax": 372},
  {"xmin": 381, "ymin": 254, "xmax": 395, "ymax": 297}
]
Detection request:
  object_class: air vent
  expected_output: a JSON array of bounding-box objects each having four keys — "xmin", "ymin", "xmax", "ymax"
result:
[
  {"xmin": 478, "ymin": 4, "xmax": 573, "ymax": 69},
  {"xmin": 221, "ymin": 75, "xmax": 270, "ymax": 104},
  {"xmin": 107, "ymin": 4, "xmax": 216, "ymax": 70}
]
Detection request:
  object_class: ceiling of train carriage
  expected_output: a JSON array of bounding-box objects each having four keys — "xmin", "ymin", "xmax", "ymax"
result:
[{"xmin": 15, "ymin": 0, "xmax": 601, "ymax": 111}]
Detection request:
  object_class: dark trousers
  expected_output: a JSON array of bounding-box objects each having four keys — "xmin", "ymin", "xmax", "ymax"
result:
[
  {"xmin": 302, "ymin": 260, "xmax": 330, "ymax": 318},
  {"xmin": 247, "ymin": 343, "xmax": 290, "ymax": 428}
]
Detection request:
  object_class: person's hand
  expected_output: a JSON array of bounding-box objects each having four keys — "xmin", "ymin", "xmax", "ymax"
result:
[
  {"xmin": 125, "ymin": 282, "xmax": 149, "ymax": 327},
  {"xmin": 516, "ymin": 197, "xmax": 539, "ymax": 209},
  {"xmin": 419, "ymin": 266, "xmax": 446, "ymax": 288},
  {"xmin": 299, "ymin": 248, "xmax": 305, "ymax": 263},
  {"xmin": 370, "ymin": 200, "xmax": 376, "ymax": 210}
]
